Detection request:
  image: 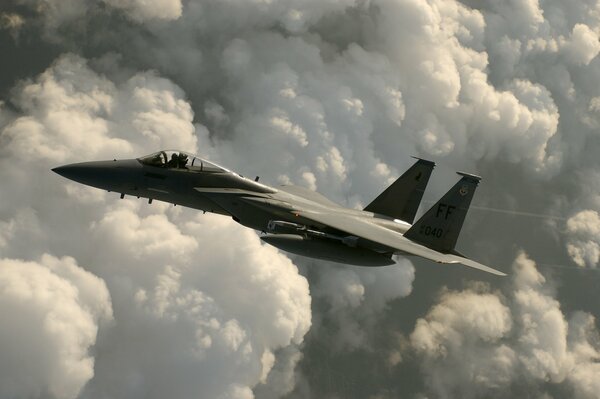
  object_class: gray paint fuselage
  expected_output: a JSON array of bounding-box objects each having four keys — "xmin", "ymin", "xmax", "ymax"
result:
[{"xmin": 52, "ymin": 157, "xmax": 412, "ymax": 265}]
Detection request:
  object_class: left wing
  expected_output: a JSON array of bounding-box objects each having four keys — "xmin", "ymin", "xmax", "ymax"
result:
[{"xmin": 295, "ymin": 209, "xmax": 506, "ymax": 276}]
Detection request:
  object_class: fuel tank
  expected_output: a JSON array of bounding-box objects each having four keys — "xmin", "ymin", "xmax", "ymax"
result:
[{"xmin": 260, "ymin": 234, "xmax": 395, "ymax": 266}]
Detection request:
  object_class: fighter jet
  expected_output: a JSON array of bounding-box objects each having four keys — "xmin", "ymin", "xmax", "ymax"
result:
[{"xmin": 52, "ymin": 150, "xmax": 505, "ymax": 276}]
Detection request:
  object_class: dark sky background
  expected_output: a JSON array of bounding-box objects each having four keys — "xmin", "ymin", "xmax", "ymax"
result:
[{"xmin": 1, "ymin": 1, "xmax": 599, "ymax": 398}]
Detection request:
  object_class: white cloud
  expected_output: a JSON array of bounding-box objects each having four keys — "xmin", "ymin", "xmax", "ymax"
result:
[
  {"xmin": 566, "ymin": 210, "xmax": 600, "ymax": 268},
  {"xmin": 82, "ymin": 210, "xmax": 311, "ymax": 398},
  {"xmin": 408, "ymin": 252, "xmax": 600, "ymax": 398},
  {"xmin": 0, "ymin": 54, "xmax": 197, "ymax": 165},
  {"xmin": 410, "ymin": 287, "xmax": 516, "ymax": 396},
  {"xmin": 0, "ymin": 56, "xmax": 311, "ymax": 398},
  {"xmin": 562, "ymin": 24, "xmax": 600, "ymax": 66},
  {"xmin": 567, "ymin": 312, "xmax": 600, "ymax": 399},
  {"xmin": 3, "ymin": 0, "xmax": 600, "ymax": 397},
  {"xmin": 512, "ymin": 253, "xmax": 571, "ymax": 382},
  {"xmin": 103, "ymin": 0, "xmax": 183, "ymax": 22},
  {"xmin": 312, "ymin": 259, "xmax": 415, "ymax": 349},
  {"xmin": 0, "ymin": 255, "xmax": 112, "ymax": 399},
  {"xmin": 90, "ymin": 200, "xmax": 199, "ymax": 264},
  {"xmin": 254, "ymin": 346, "xmax": 304, "ymax": 398}
]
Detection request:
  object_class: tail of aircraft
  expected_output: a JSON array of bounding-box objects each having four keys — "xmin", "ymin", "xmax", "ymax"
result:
[
  {"xmin": 364, "ymin": 157, "xmax": 435, "ymax": 223},
  {"xmin": 404, "ymin": 172, "xmax": 480, "ymax": 253}
]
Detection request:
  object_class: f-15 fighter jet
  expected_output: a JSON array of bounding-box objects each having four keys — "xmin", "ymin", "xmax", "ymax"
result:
[{"xmin": 53, "ymin": 150, "xmax": 505, "ymax": 276}]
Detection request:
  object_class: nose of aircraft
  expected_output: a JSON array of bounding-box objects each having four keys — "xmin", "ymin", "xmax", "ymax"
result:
[
  {"xmin": 52, "ymin": 162, "xmax": 106, "ymax": 181},
  {"xmin": 52, "ymin": 159, "xmax": 142, "ymax": 191},
  {"xmin": 51, "ymin": 164, "xmax": 80, "ymax": 178}
]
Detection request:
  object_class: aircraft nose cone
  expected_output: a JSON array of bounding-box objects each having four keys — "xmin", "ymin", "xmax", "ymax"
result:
[
  {"xmin": 52, "ymin": 163, "xmax": 97, "ymax": 182},
  {"xmin": 52, "ymin": 159, "xmax": 141, "ymax": 191},
  {"xmin": 51, "ymin": 165, "xmax": 75, "ymax": 178}
]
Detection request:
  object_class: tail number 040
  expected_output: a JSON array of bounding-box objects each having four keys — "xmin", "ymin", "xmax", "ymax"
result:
[{"xmin": 419, "ymin": 225, "xmax": 443, "ymax": 238}]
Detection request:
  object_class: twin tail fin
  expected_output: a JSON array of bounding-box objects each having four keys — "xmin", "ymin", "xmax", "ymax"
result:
[
  {"xmin": 404, "ymin": 172, "xmax": 480, "ymax": 253},
  {"xmin": 364, "ymin": 157, "xmax": 435, "ymax": 224}
]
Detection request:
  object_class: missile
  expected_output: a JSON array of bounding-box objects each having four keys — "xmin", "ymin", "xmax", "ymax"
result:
[{"xmin": 267, "ymin": 220, "xmax": 309, "ymax": 235}]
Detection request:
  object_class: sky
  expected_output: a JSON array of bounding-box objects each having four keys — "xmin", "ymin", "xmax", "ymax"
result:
[{"xmin": 0, "ymin": 0, "xmax": 599, "ymax": 398}]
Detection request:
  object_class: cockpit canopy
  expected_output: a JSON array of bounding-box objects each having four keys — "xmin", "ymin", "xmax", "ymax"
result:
[{"xmin": 138, "ymin": 150, "xmax": 228, "ymax": 173}]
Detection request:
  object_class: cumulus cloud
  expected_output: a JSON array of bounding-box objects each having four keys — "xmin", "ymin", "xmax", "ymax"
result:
[
  {"xmin": 1, "ymin": 53, "xmax": 197, "ymax": 164},
  {"xmin": 567, "ymin": 312, "xmax": 600, "ymax": 399},
  {"xmin": 11, "ymin": 0, "xmax": 88, "ymax": 36},
  {"xmin": 312, "ymin": 259, "xmax": 414, "ymax": 349},
  {"xmin": 81, "ymin": 207, "xmax": 311, "ymax": 399},
  {"xmin": 566, "ymin": 210, "xmax": 600, "ymax": 268},
  {"xmin": 103, "ymin": 0, "xmax": 183, "ymax": 22},
  {"xmin": 2, "ymin": 0, "xmax": 600, "ymax": 397},
  {"xmin": 408, "ymin": 252, "xmax": 600, "ymax": 398},
  {"xmin": 563, "ymin": 24, "xmax": 600, "ymax": 66},
  {"xmin": 10, "ymin": 0, "xmax": 182, "ymax": 35},
  {"xmin": 0, "ymin": 54, "xmax": 311, "ymax": 398},
  {"xmin": 410, "ymin": 287, "xmax": 515, "ymax": 397},
  {"xmin": 0, "ymin": 255, "xmax": 112, "ymax": 399}
]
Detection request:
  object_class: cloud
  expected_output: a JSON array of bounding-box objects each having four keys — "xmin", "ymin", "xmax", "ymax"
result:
[
  {"xmin": 0, "ymin": 11, "xmax": 25, "ymax": 40},
  {"xmin": 0, "ymin": 255, "xmax": 112, "ymax": 399},
  {"xmin": 410, "ymin": 286, "xmax": 515, "ymax": 397},
  {"xmin": 562, "ymin": 24, "xmax": 600, "ymax": 66},
  {"xmin": 567, "ymin": 311, "xmax": 600, "ymax": 399},
  {"xmin": 408, "ymin": 252, "xmax": 600, "ymax": 398},
  {"xmin": 374, "ymin": 0, "xmax": 564, "ymax": 175},
  {"xmin": 186, "ymin": 0, "xmax": 356, "ymax": 34},
  {"xmin": 1, "ymin": 53, "xmax": 197, "ymax": 164},
  {"xmin": 103, "ymin": 0, "xmax": 183, "ymax": 22},
  {"xmin": 3, "ymin": 54, "xmax": 125, "ymax": 162},
  {"xmin": 2, "ymin": 0, "xmax": 600, "ymax": 397},
  {"xmin": 9, "ymin": 0, "xmax": 182, "ymax": 35},
  {"xmin": 312, "ymin": 259, "xmax": 415, "ymax": 349},
  {"xmin": 0, "ymin": 55, "xmax": 311, "ymax": 398},
  {"xmin": 565, "ymin": 210, "xmax": 600, "ymax": 268},
  {"xmin": 12, "ymin": 0, "xmax": 88, "ymax": 37},
  {"xmin": 81, "ymin": 208, "xmax": 311, "ymax": 399},
  {"xmin": 254, "ymin": 346, "xmax": 304, "ymax": 398}
]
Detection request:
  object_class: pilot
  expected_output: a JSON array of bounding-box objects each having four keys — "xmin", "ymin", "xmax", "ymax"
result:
[
  {"xmin": 178, "ymin": 153, "xmax": 189, "ymax": 168},
  {"xmin": 167, "ymin": 153, "xmax": 179, "ymax": 168}
]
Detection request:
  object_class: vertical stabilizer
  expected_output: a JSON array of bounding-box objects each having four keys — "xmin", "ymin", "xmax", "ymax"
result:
[
  {"xmin": 364, "ymin": 158, "xmax": 435, "ymax": 223},
  {"xmin": 404, "ymin": 172, "xmax": 480, "ymax": 253}
]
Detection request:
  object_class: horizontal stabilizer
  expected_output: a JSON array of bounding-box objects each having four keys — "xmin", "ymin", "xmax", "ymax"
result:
[{"xmin": 442, "ymin": 254, "xmax": 506, "ymax": 276}]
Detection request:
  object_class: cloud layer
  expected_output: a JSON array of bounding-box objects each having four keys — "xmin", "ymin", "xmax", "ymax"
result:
[
  {"xmin": 0, "ymin": 255, "xmax": 112, "ymax": 399},
  {"xmin": 409, "ymin": 253, "xmax": 600, "ymax": 399},
  {"xmin": 1, "ymin": 0, "xmax": 600, "ymax": 397},
  {"xmin": 0, "ymin": 53, "xmax": 312, "ymax": 399}
]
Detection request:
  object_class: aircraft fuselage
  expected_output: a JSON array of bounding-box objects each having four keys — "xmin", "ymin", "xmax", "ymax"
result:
[{"xmin": 53, "ymin": 155, "xmax": 409, "ymax": 266}]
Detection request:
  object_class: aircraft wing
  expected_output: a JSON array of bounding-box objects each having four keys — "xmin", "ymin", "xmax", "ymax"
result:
[{"xmin": 295, "ymin": 209, "xmax": 506, "ymax": 276}]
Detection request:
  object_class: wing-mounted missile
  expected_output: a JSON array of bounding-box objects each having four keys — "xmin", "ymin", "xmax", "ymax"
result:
[
  {"xmin": 264, "ymin": 220, "xmax": 392, "ymax": 265},
  {"xmin": 267, "ymin": 220, "xmax": 310, "ymax": 235},
  {"xmin": 267, "ymin": 220, "xmax": 360, "ymax": 247}
]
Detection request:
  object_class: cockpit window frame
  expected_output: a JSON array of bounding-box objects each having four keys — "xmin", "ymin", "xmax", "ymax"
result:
[{"xmin": 138, "ymin": 150, "xmax": 230, "ymax": 174}]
